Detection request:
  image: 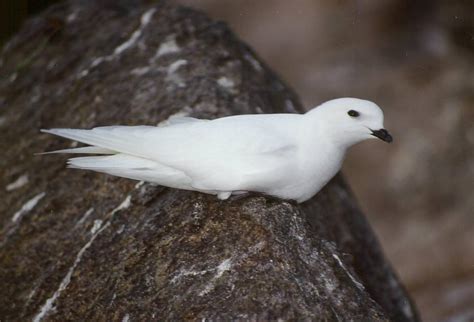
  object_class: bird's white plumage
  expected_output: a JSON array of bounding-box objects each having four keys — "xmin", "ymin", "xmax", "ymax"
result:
[{"xmin": 41, "ymin": 98, "xmax": 390, "ymax": 202}]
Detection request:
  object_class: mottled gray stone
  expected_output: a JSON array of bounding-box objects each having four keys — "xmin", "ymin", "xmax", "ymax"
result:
[{"xmin": 0, "ymin": 1, "xmax": 418, "ymax": 321}]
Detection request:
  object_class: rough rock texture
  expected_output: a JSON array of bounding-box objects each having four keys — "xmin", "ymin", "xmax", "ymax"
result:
[{"xmin": 0, "ymin": 1, "xmax": 418, "ymax": 321}]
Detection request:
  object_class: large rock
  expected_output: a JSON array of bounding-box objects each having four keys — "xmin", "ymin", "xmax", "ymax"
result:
[{"xmin": 0, "ymin": 1, "xmax": 418, "ymax": 320}]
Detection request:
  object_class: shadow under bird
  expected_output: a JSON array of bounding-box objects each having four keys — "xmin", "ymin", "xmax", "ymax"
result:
[{"xmin": 41, "ymin": 97, "xmax": 392, "ymax": 203}]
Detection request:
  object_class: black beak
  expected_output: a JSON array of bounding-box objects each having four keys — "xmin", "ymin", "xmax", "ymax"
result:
[{"xmin": 371, "ymin": 129, "xmax": 393, "ymax": 143}]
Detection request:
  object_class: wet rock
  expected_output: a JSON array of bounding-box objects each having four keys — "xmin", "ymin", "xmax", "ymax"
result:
[{"xmin": 0, "ymin": 1, "xmax": 418, "ymax": 320}]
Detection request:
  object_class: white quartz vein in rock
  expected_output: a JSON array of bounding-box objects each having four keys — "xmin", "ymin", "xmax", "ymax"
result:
[
  {"xmin": 154, "ymin": 37, "xmax": 180, "ymax": 59},
  {"xmin": 199, "ymin": 258, "xmax": 233, "ymax": 296},
  {"xmin": 12, "ymin": 192, "xmax": 46, "ymax": 223},
  {"xmin": 198, "ymin": 241, "xmax": 266, "ymax": 296},
  {"xmin": 114, "ymin": 8, "xmax": 156, "ymax": 56},
  {"xmin": 217, "ymin": 76, "xmax": 235, "ymax": 89},
  {"xmin": 32, "ymin": 220, "xmax": 110, "ymax": 322},
  {"xmin": 90, "ymin": 219, "xmax": 103, "ymax": 234},
  {"xmin": 77, "ymin": 7, "xmax": 156, "ymax": 78},
  {"xmin": 111, "ymin": 195, "xmax": 131, "ymax": 215},
  {"xmin": 6, "ymin": 174, "xmax": 29, "ymax": 191},
  {"xmin": 75, "ymin": 207, "xmax": 94, "ymax": 227},
  {"xmin": 0, "ymin": 192, "xmax": 45, "ymax": 248},
  {"xmin": 166, "ymin": 59, "xmax": 187, "ymax": 87},
  {"xmin": 332, "ymin": 253, "xmax": 365, "ymax": 291},
  {"xmin": 32, "ymin": 194, "xmax": 132, "ymax": 322}
]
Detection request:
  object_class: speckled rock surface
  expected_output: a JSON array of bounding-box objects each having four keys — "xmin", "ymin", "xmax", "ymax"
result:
[{"xmin": 0, "ymin": 1, "xmax": 418, "ymax": 321}]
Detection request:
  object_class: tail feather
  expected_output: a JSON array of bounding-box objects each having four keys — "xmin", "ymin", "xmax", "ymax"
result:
[
  {"xmin": 67, "ymin": 154, "xmax": 157, "ymax": 169},
  {"xmin": 66, "ymin": 153, "xmax": 192, "ymax": 189},
  {"xmin": 40, "ymin": 126, "xmax": 155, "ymax": 158},
  {"xmin": 37, "ymin": 146, "xmax": 116, "ymax": 155}
]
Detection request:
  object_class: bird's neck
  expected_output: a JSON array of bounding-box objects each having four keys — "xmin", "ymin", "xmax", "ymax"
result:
[{"xmin": 299, "ymin": 116, "xmax": 348, "ymax": 168}]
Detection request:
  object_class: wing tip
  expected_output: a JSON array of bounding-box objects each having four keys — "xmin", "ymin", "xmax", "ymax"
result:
[
  {"xmin": 41, "ymin": 128, "xmax": 70, "ymax": 137},
  {"xmin": 35, "ymin": 151, "xmax": 54, "ymax": 156}
]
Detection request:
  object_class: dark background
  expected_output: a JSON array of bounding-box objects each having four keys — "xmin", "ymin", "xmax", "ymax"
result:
[
  {"xmin": 0, "ymin": 0, "xmax": 61, "ymax": 45},
  {"xmin": 2, "ymin": 1, "xmax": 473, "ymax": 321}
]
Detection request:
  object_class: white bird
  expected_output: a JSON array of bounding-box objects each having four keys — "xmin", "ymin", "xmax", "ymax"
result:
[{"xmin": 41, "ymin": 98, "xmax": 392, "ymax": 203}]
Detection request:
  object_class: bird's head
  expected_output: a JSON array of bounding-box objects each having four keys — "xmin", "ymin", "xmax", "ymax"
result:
[{"xmin": 306, "ymin": 97, "xmax": 393, "ymax": 148}]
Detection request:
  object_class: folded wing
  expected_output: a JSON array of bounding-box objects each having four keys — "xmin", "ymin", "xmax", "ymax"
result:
[{"xmin": 41, "ymin": 114, "xmax": 301, "ymax": 192}]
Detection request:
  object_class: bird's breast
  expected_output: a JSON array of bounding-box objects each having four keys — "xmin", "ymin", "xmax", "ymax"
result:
[{"xmin": 287, "ymin": 143, "xmax": 345, "ymax": 202}]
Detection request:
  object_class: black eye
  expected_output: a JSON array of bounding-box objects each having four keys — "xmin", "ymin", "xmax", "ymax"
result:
[{"xmin": 348, "ymin": 110, "xmax": 360, "ymax": 117}]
